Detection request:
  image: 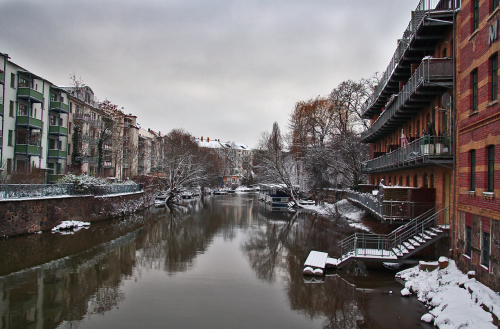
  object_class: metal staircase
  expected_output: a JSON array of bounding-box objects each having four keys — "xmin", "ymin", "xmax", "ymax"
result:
[{"xmin": 330, "ymin": 205, "xmax": 449, "ymax": 268}]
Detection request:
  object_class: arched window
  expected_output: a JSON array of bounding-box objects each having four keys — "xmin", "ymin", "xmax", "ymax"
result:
[
  {"xmin": 414, "ymin": 174, "xmax": 418, "ymax": 187},
  {"xmin": 406, "ymin": 175, "xmax": 410, "ymax": 187},
  {"xmin": 399, "ymin": 176, "xmax": 403, "ymax": 186},
  {"xmin": 430, "ymin": 174, "xmax": 435, "ymax": 188},
  {"xmin": 423, "ymin": 173, "xmax": 429, "ymax": 188}
]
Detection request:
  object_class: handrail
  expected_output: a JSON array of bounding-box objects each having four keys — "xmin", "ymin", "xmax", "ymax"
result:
[
  {"xmin": 362, "ymin": 58, "xmax": 453, "ymax": 140},
  {"xmin": 337, "ymin": 205, "xmax": 450, "ymax": 262},
  {"xmin": 363, "ymin": 135, "xmax": 452, "ymax": 173}
]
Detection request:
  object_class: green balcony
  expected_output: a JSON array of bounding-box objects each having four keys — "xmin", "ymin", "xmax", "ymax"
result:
[
  {"xmin": 16, "ymin": 144, "xmax": 42, "ymax": 156},
  {"xmin": 0, "ymin": 103, "xmax": 3, "ymax": 116},
  {"xmin": 0, "ymin": 72, "xmax": 4, "ymax": 84},
  {"xmin": 50, "ymin": 101, "xmax": 70, "ymax": 113},
  {"xmin": 18, "ymin": 87, "xmax": 44, "ymax": 103},
  {"xmin": 48, "ymin": 149, "xmax": 67, "ymax": 158},
  {"xmin": 0, "ymin": 136, "xmax": 2, "ymax": 147},
  {"xmin": 17, "ymin": 116, "xmax": 43, "ymax": 129},
  {"xmin": 49, "ymin": 125, "xmax": 68, "ymax": 135}
]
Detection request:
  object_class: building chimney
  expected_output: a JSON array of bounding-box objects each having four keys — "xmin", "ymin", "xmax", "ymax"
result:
[
  {"xmin": 207, "ymin": 137, "xmax": 210, "ymax": 142},
  {"xmin": 201, "ymin": 136, "xmax": 203, "ymax": 142}
]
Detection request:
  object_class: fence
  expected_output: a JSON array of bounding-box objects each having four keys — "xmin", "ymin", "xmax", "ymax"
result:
[
  {"xmin": 363, "ymin": 135, "xmax": 452, "ymax": 173},
  {"xmin": 344, "ymin": 190, "xmax": 435, "ymax": 222},
  {"xmin": 0, "ymin": 183, "xmax": 142, "ymax": 200},
  {"xmin": 338, "ymin": 205, "xmax": 449, "ymax": 259}
]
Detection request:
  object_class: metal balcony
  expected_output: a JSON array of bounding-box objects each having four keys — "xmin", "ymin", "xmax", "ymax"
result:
[
  {"xmin": 50, "ymin": 101, "xmax": 70, "ymax": 113},
  {"xmin": 73, "ymin": 112, "xmax": 91, "ymax": 122},
  {"xmin": 15, "ymin": 144, "xmax": 42, "ymax": 156},
  {"xmin": 49, "ymin": 124, "xmax": 68, "ymax": 136},
  {"xmin": 48, "ymin": 149, "xmax": 67, "ymax": 159},
  {"xmin": 16, "ymin": 116, "xmax": 43, "ymax": 129},
  {"xmin": 362, "ymin": 58, "xmax": 453, "ymax": 142},
  {"xmin": 363, "ymin": 135, "xmax": 453, "ymax": 173},
  {"xmin": 360, "ymin": 0, "xmax": 459, "ymax": 119},
  {"xmin": 83, "ymin": 156, "xmax": 98, "ymax": 164},
  {"xmin": 17, "ymin": 87, "xmax": 44, "ymax": 103}
]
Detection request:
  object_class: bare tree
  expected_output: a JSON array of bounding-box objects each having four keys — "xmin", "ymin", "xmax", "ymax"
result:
[{"xmin": 255, "ymin": 122, "xmax": 301, "ymax": 205}]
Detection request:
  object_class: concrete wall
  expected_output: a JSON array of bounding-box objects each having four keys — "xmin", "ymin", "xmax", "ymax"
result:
[{"xmin": 0, "ymin": 192, "xmax": 145, "ymax": 237}]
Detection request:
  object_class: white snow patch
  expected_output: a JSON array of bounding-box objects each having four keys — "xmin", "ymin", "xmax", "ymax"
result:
[
  {"xmin": 301, "ymin": 199, "xmax": 370, "ymax": 231},
  {"xmin": 421, "ymin": 313, "xmax": 434, "ymax": 323},
  {"xmin": 397, "ymin": 260, "xmax": 500, "ymax": 329},
  {"xmin": 51, "ymin": 221, "xmax": 90, "ymax": 235},
  {"xmin": 401, "ymin": 287, "xmax": 411, "ymax": 296}
]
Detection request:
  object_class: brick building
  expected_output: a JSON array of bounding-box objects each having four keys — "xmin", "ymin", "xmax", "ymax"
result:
[
  {"xmin": 454, "ymin": 0, "xmax": 500, "ymax": 289},
  {"xmin": 361, "ymin": 1, "xmax": 458, "ymax": 224}
]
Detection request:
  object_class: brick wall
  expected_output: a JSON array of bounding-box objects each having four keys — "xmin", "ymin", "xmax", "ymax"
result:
[{"xmin": 0, "ymin": 192, "xmax": 146, "ymax": 237}]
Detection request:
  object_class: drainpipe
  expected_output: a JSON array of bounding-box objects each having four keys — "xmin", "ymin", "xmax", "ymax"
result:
[
  {"xmin": 450, "ymin": 5, "xmax": 460, "ymax": 258},
  {"xmin": 41, "ymin": 79, "xmax": 45, "ymax": 171},
  {"xmin": 0, "ymin": 53, "xmax": 7, "ymax": 177}
]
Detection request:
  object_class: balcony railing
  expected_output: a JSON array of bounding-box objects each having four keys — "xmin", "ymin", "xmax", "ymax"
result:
[
  {"xmin": 363, "ymin": 135, "xmax": 452, "ymax": 173},
  {"xmin": 83, "ymin": 156, "xmax": 98, "ymax": 164},
  {"xmin": 89, "ymin": 119, "xmax": 104, "ymax": 127},
  {"xmin": 16, "ymin": 144, "xmax": 42, "ymax": 156},
  {"xmin": 17, "ymin": 116, "xmax": 43, "ymax": 129},
  {"xmin": 50, "ymin": 101, "xmax": 70, "ymax": 113},
  {"xmin": 0, "ymin": 183, "xmax": 142, "ymax": 199},
  {"xmin": 73, "ymin": 112, "xmax": 91, "ymax": 122},
  {"xmin": 344, "ymin": 190, "xmax": 435, "ymax": 223},
  {"xmin": 362, "ymin": 59, "xmax": 453, "ymax": 141},
  {"xmin": 17, "ymin": 88, "xmax": 44, "ymax": 103},
  {"xmin": 104, "ymin": 161, "xmax": 112, "ymax": 168},
  {"xmin": 49, "ymin": 125, "xmax": 69, "ymax": 135},
  {"xmin": 360, "ymin": 0, "xmax": 459, "ymax": 118},
  {"xmin": 48, "ymin": 149, "xmax": 67, "ymax": 159}
]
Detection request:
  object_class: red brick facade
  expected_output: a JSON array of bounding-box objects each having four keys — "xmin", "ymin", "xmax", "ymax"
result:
[{"xmin": 455, "ymin": 0, "xmax": 500, "ymax": 290}]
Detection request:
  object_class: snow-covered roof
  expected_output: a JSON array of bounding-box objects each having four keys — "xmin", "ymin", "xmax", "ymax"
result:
[{"xmin": 196, "ymin": 139, "xmax": 223, "ymax": 149}]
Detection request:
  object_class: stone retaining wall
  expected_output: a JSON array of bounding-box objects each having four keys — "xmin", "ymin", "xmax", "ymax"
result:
[{"xmin": 0, "ymin": 192, "xmax": 146, "ymax": 237}]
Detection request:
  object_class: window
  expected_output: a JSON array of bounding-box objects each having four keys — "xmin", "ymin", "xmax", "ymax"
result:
[
  {"xmin": 406, "ymin": 175, "xmax": 410, "ymax": 187},
  {"xmin": 465, "ymin": 225, "xmax": 472, "ymax": 257},
  {"xmin": 414, "ymin": 174, "xmax": 418, "ymax": 187},
  {"xmin": 424, "ymin": 173, "xmax": 429, "ymax": 188},
  {"xmin": 10, "ymin": 73, "xmax": 15, "ymax": 88},
  {"xmin": 6, "ymin": 159, "xmax": 12, "ymax": 174},
  {"xmin": 68, "ymin": 143, "xmax": 71, "ymax": 156},
  {"xmin": 18, "ymin": 104, "xmax": 28, "ymax": 116},
  {"xmin": 70, "ymin": 102, "xmax": 73, "ymax": 113},
  {"xmin": 7, "ymin": 130, "xmax": 13, "ymax": 146},
  {"xmin": 50, "ymin": 93, "xmax": 57, "ymax": 101},
  {"xmin": 18, "ymin": 77, "xmax": 28, "ymax": 88},
  {"xmin": 9, "ymin": 101, "xmax": 14, "ymax": 117},
  {"xmin": 488, "ymin": 146, "xmax": 495, "ymax": 192},
  {"xmin": 473, "ymin": 0, "xmax": 479, "ymax": 31},
  {"xmin": 470, "ymin": 150, "xmax": 476, "ymax": 190},
  {"xmin": 492, "ymin": 54, "xmax": 498, "ymax": 101},
  {"xmin": 482, "ymin": 232, "xmax": 490, "ymax": 268},
  {"xmin": 472, "ymin": 69, "xmax": 479, "ymax": 112},
  {"xmin": 494, "ymin": 0, "xmax": 499, "ymax": 12}
]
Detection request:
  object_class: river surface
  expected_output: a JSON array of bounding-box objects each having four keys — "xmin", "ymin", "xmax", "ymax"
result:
[{"xmin": 0, "ymin": 194, "xmax": 433, "ymax": 329}]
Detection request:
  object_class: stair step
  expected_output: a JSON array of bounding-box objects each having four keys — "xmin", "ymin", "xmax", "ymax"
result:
[
  {"xmin": 403, "ymin": 242, "xmax": 415, "ymax": 250},
  {"xmin": 419, "ymin": 233, "xmax": 431, "ymax": 240},
  {"xmin": 392, "ymin": 248, "xmax": 404, "ymax": 257},
  {"xmin": 425, "ymin": 230, "xmax": 437, "ymax": 237},
  {"xmin": 414, "ymin": 236, "xmax": 425, "ymax": 243},
  {"xmin": 408, "ymin": 239, "xmax": 420, "ymax": 247},
  {"xmin": 430, "ymin": 227, "xmax": 444, "ymax": 234},
  {"xmin": 397, "ymin": 245, "xmax": 410, "ymax": 254}
]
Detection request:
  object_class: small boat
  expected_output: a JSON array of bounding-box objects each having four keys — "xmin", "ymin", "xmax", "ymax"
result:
[
  {"xmin": 181, "ymin": 191, "xmax": 194, "ymax": 199},
  {"xmin": 155, "ymin": 193, "xmax": 168, "ymax": 205}
]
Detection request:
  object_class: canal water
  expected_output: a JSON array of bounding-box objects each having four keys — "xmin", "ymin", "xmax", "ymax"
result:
[{"xmin": 0, "ymin": 194, "xmax": 433, "ymax": 329}]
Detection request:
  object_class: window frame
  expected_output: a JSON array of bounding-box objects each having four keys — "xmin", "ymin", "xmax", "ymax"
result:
[
  {"xmin": 473, "ymin": 0, "xmax": 479, "ymax": 31},
  {"xmin": 465, "ymin": 225, "xmax": 472, "ymax": 257},
  {"xmin": 482, "ymin": 232, "xmax": 490, "ymax": 268},
  {"xmin": 470, "ymin": 149, "xmax": 476, "ymax": 191},
  {"xmin": 492, "ymin": 54, "xmax": 498, "ymax": 101},
  {"xmin": 472, "ymin": 69, "xmax": 479, "ymax": 112},
  {"xmin": 487, "ymin": 145, "xmax": 495, "ymax": 192}
]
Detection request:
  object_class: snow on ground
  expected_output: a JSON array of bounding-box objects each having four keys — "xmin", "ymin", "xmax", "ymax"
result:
[
  {"xmin": 397, "ymin": 259, "xmax": 500, "ymax": 328},
  {"xmin": 302, "ymin": 199, "xmax": 370, "ymax": 232},
  {"xmin": 51, "ymin": 221, "xmax": 90, "ymax": 235}
]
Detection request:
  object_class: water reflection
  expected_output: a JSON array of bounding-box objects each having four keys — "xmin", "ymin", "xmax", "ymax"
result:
[{"xmin": 0, "ymin": 195, "xmax": 429, "ymax": 329}]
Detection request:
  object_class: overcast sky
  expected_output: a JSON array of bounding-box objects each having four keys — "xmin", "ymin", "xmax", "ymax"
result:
[{"xmin": 1, "ymin": 0, "xmax": 417, "ymax": 147}]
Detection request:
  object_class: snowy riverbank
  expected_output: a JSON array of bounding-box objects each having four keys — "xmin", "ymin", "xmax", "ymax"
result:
[
  {"xmin": 397, "ymin": 259, "xmax": 500, "ymax": 328},
  {"xmin": 302, "ymin": 199, "xmax": 370, "ymax": 231}
]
